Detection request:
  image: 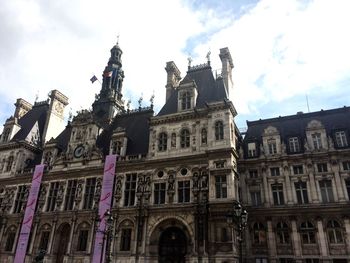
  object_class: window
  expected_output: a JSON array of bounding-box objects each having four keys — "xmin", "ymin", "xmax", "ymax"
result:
[
  {"xmin": 201, "ymin": 128, "xmax": 207, "ymax": 144},
  {"xmin": 342, "ymin": 161, "xmax": 350, "ymax": 171},
  {"xmin": 158, "ymin": 132, "xmax": 167, "ymax": 151},
  {"xmin": 293, "ymin": 165, "xmax": 303, "ymax": 175},
  {"xmin": 120, "ymin": 228, "xmax": 132, "ymax": 251},
  {"xmin": 181, "ymin": 91, "xmax": 191, "ymax": 110},
  {"xmin": 249, "ymin": 170, "xmax": 258, "ymax": 178},
  {"xmin": 83, "ymin": 178, "xmax": 96, "ymax": 209},
  {"xmin": 124, "ymin": 174, "xmax": 137, "ymax": 207},
  {"xmin": 64, "ymin": 180, "xmax": 77, "ymax": 211},
  {"xmin": 248, "ymin": 142, "xmax": 257, "ymax": 157},
  {"xmin": 346, "ymin": 180, "xmax": 350, "ymax": 199},
  {"xmin": 154, "ymin": 183, "xmax": 166, "ymax": 205},
  {"xmin": 251, "ymin": 191, "xmax": 262, "ymax": 207},
  {"xmin": 6, "ymin": 156, "xmax": 14, "ymax": 172},
  {"xmin": 112, "ymin": 141, "xmax": 122, "ymax": 155},
  {"xmin": 270, "ymin": 167, "xmax": 280, "ymax": 176},
  {"xmin": 215, "ymin": 175, "xmax": 227, "ymax": 198},
  {"xmin": 317, "ymin": 163, "xmax": 328, "ymax": 173},
  {"xmin": 178, "ymin": 180, "xmax": 190, "ymax": 203},
  {"xmin": 77, "ymin": 230, "xmax": 89, "ymax": 251},
  {"xmin": 14, "ymin": 185, "xmax": 27, "ymax": 213},
  {"xmin": 312, "ymin": 133, "xmax": 322, "ymax": 150},
  {"xmin": 276, "ymin": 222, "xmax": 290, "ymax": 244},
  {"xmin": 253, "ymin": 222, "xmax": 266, "ymax": 244},
  {"xmin": 327, "ymin": 220, "xmax": 343, "ymax": 244},
  {"xmin": 300, "ymin": 221, "xmax": 316, "ymax": 244},
  {"xmin": 268, "ymin": 139, "xmax": 277, "ymax": 154},
  {"xmin": 220, "ymin": 227, "xmax": 229, "ymax": 242},
  {"xmin": 215, "ymin": 121, "xmax": 224, "ymax": 140},
  {"xmin": 2, "ymin": 128, "xmax": 10, "ymax": 142},
  {"xmin": 305, "ymin": 259, "xmax": 319, "ymax": 263},
  {"xmin": 38, "ymin": 231, "xmax": 50, "ymax": 251},
  {"xmin": 5, "ymin": 230, "xmax": 16, "ymax": 251},
  {"xmin": 319, "ymin": 180, "xmax": 334, "ymax": 203},
  {"xmin": 295, "ymin": 181, "xmax": 309, "ymax": 204},
  {"xmin": 335, "ymin": 131, "xmax": 348, "ymax": 148},
  {"xmin": 272, "ymin": 183, "xmax": 284, "ymax": 205},
  {"xmin": 289, "ymin": 137, "xmax": 300, "ymax": 153},
  {"xmin": 180, "ymin": 129, "xmax": 190, "ymax": 148},
  {"xmin": 46, "ymin": 182, "xmax": 59, "ymax": 212}
]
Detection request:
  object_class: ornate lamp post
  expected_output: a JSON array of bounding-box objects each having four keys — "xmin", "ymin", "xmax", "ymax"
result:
[
  {"xmin": 95, "ymin": 209, "xmax": 114, "ymax": 263},
  {"xmin": 226, "ymin": 201, "xmax": 248, "ymax": 263}
]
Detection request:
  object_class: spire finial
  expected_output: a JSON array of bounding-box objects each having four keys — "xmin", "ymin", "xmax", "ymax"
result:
[
  {"xmin": 150, "ymin": 91, "xmax": 155, "ymax": 108},
  {"xmin": 138, "ymin": 94, "xmax": 143, "ymax": 109},
  {"xmin": 187, "ymin": 56, "xmax": 192, "ymax": 69},
  {"xmin": 116, "ymin": 34, "xmax": 120, "ymax": 46},
  {"xmin": 206, "ymin": 50, "xmax": 211, "ymax": 65}
]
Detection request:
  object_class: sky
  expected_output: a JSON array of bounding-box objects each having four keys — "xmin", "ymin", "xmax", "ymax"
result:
[{"xmin": 1, "ymin": 0, "xmax": 350, "ymax": 133}]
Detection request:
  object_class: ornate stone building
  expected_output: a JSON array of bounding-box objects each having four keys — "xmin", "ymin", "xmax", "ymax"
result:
[{"xmin": 0, "ymin": 42, "xmax": 349, "ymax": 263}]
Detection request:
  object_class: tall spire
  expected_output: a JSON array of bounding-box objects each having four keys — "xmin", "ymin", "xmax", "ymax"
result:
[{"xmin": 92, "ymin": 41, "xmax": 125, "ymax": 127}]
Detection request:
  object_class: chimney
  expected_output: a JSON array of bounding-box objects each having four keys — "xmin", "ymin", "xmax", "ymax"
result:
[
  {"xmin": 14, "ymin": 98, "xmax": 32, "ymax": 119},
  {"xmin": 165, "ymin": 61, "xmax": 181, "ymax": 102},
  {"xmin": 219, "ymin": 47, "xmax": 234, "ymax": 97}
]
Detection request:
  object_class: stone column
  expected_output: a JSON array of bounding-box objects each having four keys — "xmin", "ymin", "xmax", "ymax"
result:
[
  {"xmin": 331, "ymin": 160, "xmax": 345, "ymax": 201},
  {"xmin": 307, "ymin": 161, "xmax": 319, "ymax": 203},
  {"xmin": 343, "ymin": 217, "xmax": 350, "ymax": 255},
  {"xmin": 262, "ymin": 166, "xmax": 270, "ymax": 207},
  {"xmin": 88, "ymin": 218, "xmax": 96, "ymax": 254},
  {"xmin": 28, "ymin": 219, "xmax": 39, "ymax": 254},
  {"xmin": 283, "ymin": 162, "xmax": 293, "ymax": 204},
  {"xmin": 290, "ymin": 219, "xmax": 302, "ymax": 257},
  {"xmin": 266, "ymin": 219, "xmax": 277, "ymax": 263},
  {"xmin": 47, "ymin": 218, "xmax": 58, "ymax": 254},
  {"xmin": 316, "ymin": 219, "xmax": 328, "ymax": 257},
  {"xmin": 0, "ymin": 217, "xmax": 7, "ymax": 245},
  {"xmin": 67, "ymin": 216, "xmax": 77, "ymax": 254}
]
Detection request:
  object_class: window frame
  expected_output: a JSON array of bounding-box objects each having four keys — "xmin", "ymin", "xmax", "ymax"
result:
[
  {"xmin": 319, "ymin": 179, "xmax": 334, "ymax": 203},
  {"xmin": 83, "ymin": 178, "xmax": 96, "ymax": 210},
  {"xmin": 124, "ymin": 174, "xmax": 137, "ymax": 207},
  {"xmin": 158, "ymin": 132, "xmax": 168, "ymax": 152},
  {"xmin": 154, "ymin": 182, "xmax": 166, "ymax": 205},
  {"xmin": 295, "ymin": 181, "xmax": 309, "ymax": 204},
  {"xmin": 215, "ymin": 175, "xmax": 227, "ymax": 199},
  {"xmin": 288, "ymin": 137, "xmax": 300, "ymax": 153},
  {"xmin": 178, "ymin": 180, "xmax": 190, "ymax": 203},
  {"xmin": 215, "ymin": 121, "xmax": 224, "ymax": 141},
  {"xmin": 334, "ymin": 130, "xmax": 348, "ymax": 148},
  {"xmin": 272, "ymin": 183, "xmax": 284, "ymax": 205},
  {"xmin": 180, "ymin": 129, "xmax": 190, "ymax": 148}
]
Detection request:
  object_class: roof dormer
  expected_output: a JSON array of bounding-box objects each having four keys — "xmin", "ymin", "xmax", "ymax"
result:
[{"xmin": 177, "ymin": 81, "xmax": 198, "ymax": 112}]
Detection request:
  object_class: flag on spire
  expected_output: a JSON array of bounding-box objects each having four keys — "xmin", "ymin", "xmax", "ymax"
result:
[{"xmin": 90, "ymin": 75, "xmax": 98, "ymax": 83}]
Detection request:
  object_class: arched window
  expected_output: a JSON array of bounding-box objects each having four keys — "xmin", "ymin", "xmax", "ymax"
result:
[
  {"xmin": 253, "ymin": 222, "xmax": 266, "ymax": 244},
  {"xmin": 215, "ymin": 121, "xmax": 224, "ymax": 140},
  {"xmin": 276, "ymin": 222, "xmax": 290, "ymax": 244},
  {"xmin": 5, "ymin": 226, "xmax": 17, "ymax": 252},
  {"xmin": 6, "ymin": 156, "xmax": 14, "ymax": 172},
  {"xmin": 119, "ymin": 220, "xmax": 134, "ymax": 252},
  {"xmin": 76, "ymin": 222, "xmax": 90, "ymax": 251},
  {"xmin": 158, "ymin": 132, "xmax": 168, "ymax": 151},
  {"xmin": 201, "ymin": 128, "xmax": 207, "ymax": 144},
  {"xmin": 300, "ymin": 221, "xmax": 316, "ymax": 244},
  {"xmin": 180, "ymin": 129, "xmax": 190, "ymax": 148},
  {"xmin": 327, "ymin": 220, "xmax": 343, "ymax": 244},
  {"xmin": 181, "ymin": 91, "xmax": 191, "ymax": 110}
]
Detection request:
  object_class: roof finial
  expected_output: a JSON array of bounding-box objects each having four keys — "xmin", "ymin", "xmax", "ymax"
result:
[
  {"xmin": 150, "ymin": 91, "xmax": 155, "ymax": 108},
  {"xmin": 138, "ymin": 94, "xmax": 143, "ymax": 110},
  {"xmin": 116, "ymin": 34, "xmax": 120, "ymax": 46},
  {"xmin": 187, "ymin": 56, "xmax": 192, "ymax": 69},
  {"xmin": 206, "ymin": 50, "xmax": 211, "ymax": 65},
  {"xmin": 35, "ymin": 90, "xmax": 39, "ymax": 103}
]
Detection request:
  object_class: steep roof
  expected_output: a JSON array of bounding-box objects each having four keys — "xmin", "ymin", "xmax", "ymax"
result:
[{"xmin": 157, "ymin": 65, "xmax": 228, "ymax": 116}]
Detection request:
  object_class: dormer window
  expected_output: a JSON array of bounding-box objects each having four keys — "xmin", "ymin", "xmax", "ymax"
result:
[
  {"xmin": 267, "ymin": 139, "xmax": 277, "ymax": 154},
  {"xmin": 181, "ymin": 91, "xmax": 191, "ymax": 110},
  {"xmin": 158, "ymin": 132, "xmax": 168, "ymax": 151},
  {"xmin": 288, "ymin": 137, "xmax": 300, "ymax": 153},
  {"xmin": 312, "ymin": 133, "xmax": 322, "ymax": 150},
  {"xmin": 215, "ymin": 121, "xmax": 224, "ymax": 140},
  {"xmin": 334, "ymin": 131, "xmax": 348, "ymax": 148},
  {"xmin": 112, "ymin": 141, "xmax": 122, "ymax": 155},
  {"xmin": 247, "ymin": 142, "xmax": 257, "ymax": 157},
  {"xmin": 180, "ymin": 129, "xmax": 190, "ymax": 148}
]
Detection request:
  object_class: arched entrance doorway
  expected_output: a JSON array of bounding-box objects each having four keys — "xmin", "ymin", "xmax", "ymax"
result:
[
  {"xmin": 53, "ymin": 223, "xmax": 70, "ymax": 263},
  {"xmin": 159, "ymin": 227, "xmax": 187, "ymax": 263}
]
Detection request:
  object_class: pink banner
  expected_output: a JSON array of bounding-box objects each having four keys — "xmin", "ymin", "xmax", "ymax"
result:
[
  {"xmin": 14, "ymin": 164, "xmax": 45, "ymax": 263},
  {"xmin": 92, "ymin": 154, "xmax": 117, "ymax": 263}
]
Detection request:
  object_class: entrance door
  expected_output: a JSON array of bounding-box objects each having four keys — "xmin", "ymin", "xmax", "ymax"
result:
[
  {"xmin": 159, "ymin": 227, "xmax": 187, "ymax": 263},
  {"xmin": 55, "ymin": 224, "xmax": 70, "ymax": 263}
]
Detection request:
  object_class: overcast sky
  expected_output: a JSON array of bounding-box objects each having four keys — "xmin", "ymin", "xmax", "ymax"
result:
[{"xmin": 1, "ymin": 0, "xmax": 350, "ymax": 132}]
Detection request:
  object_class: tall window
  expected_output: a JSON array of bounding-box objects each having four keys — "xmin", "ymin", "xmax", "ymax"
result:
[
  {"xmin": 343, "ymin": 161, "xmax": 350, "ymax": 171},
  {"xmin": 14, "ymin": 185, "xmax": 27, "ymax": 213},
  {"xmin": 124, "ymin": 174, "xmax": 137, "ymax": 207},
  {"xmin": 327, "ymin": 220, "xmax": 343, "ymax": 244},
  {"xmin": 289, "ymin": 137, "xmax": 300, "ymax": 153},
  {"xmin": 5, "ymin": 230, "xmax": 16, "ymax": 251},
  {"xmin": 317, "ymin": 163, "xmax": 328, "ymax": 173},
  {"xmin": 64, "ymin": 180, "xmax": 77, "ymax": 211},
  {"xmin": 154, "ymin": 183, "xmax": 166, "ymax": 205},
  {"xmin": 6, "ymin": 156, "xmax": 14, "ymax": 172},
  {"xmin": 268, "ymin": 139, "xmax": 277, "ymax": 154},
  {"xmin": 215, "ymin": 175, "xmax": 227, "ymax": 198},
  {"xmin": 312, "ymin": 133, "xmax": 322, "ymax": 150},
  {"xmin": 180, "ymin": 129, "xmax": 190, "ymax": 148},
  {"xmin": 346, "ymin": 180, "xmax": 350, "ymax": 200},
  {"xmin": 270, "ymin": 167, "xmax": 280, "ymax": 176},
  {"xmin": 253, "ymin": 222, "xmax": 266, "ymax": 244},
  {"xmin": 178, "ymin": 180, "xmax": 190, "ymax": 203},
  {"xmin": 181, "ymin": 91, "xmax": 191, "ymax": 110},
  {"xmin": 293, "ymin": 165, "xmax": 303, "ymax": 175},
  {"xmin": 251, "ymin": 191, "xmax": 262, "ymax": 207},
  {"xmin": 158, "ymin": 132, "xmax": 167, "ymax": 151},
  {"xmin": 276, "ymin": 222, "xmax": 290, "ymax": 244},
  {"xmin": 215, "ymin": 121, "xmax": 224, "ymax": 140},
  {"xmin": 319, "ymin": 180, "xmax": 334, "ymax": 203},
  {"xmin": 112, "ymin": 141, "xmax": 122, "ymax": 155},
  {"xmin": 249, "ymin": 169, "xmax": 258, "ymax": 178},
  {"xmin": 247, "ymin": 142, "xmax": 257, "ymax": 157},
  {"xmin": 335, "ymin": 131, "xmax": 348, "ymax": 148},
  {"xmin": 300, "ymin": 221, "xmax": 316, "ymax": 244},
  {"xmin": 295, "ymin": 181, "xmax": 309, "ymax": 204},
  {"xmin": 120, "ymin": 228, "xmax": 132, "ymax": 251},
  {"xmin": 46, "ymin": 182, "xmax": 59, "ymax": 212},
  {"xmin": 77, "ymin": 230, "xmax": 89, "ymax": 251},
  {"xmin": 83, "ymin": 178, "xmax": 96, "ymax": 209},
  {"xmin": 38, "ymin": 231, "xmax": 50, "ymax": 251},
  {"xmin": 272, "ymin": 183, "xmax": 284, "ymax": 205},
  {"xmin": 201, "ymin": 128, "xmax": 207, "ymax": 144}
]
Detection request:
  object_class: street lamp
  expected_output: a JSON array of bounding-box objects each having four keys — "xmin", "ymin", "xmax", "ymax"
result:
[
  {"xmin": 95, "ymin": 209, "xmax": 114, "ymax": 263},
  {"xmin": 226, "ymin": 201, "xmax": 248, "ymax": 263}
]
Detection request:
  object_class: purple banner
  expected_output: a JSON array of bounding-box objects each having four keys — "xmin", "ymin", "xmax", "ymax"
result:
[
  {"xmin": 14, "ymin": 164, "xmax": 45, "ymax": 263},
  {"xmin": 92, "ymin": 155, "xmax": 117, "ymax": 263}
]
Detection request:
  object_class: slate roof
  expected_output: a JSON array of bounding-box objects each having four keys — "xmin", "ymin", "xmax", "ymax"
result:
[
  {"xmin": 97, "ymin": 109, "xmax": 154, "ymax": 155},
  {"xmin": 244, "ymin": 106, "xmax": 350, "ymax": 144},
  {"xmin": 157, "ymin": 65, "xmax": 228, "ymax": 116},
  {"xmin": 53, "ymin": 123, "xmax": 73, "ymax": 152}
]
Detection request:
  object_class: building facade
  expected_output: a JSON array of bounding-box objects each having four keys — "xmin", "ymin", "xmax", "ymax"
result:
[{"xmin": 0, "ymin": 43, "xmax": 349, "ymax": 263}]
